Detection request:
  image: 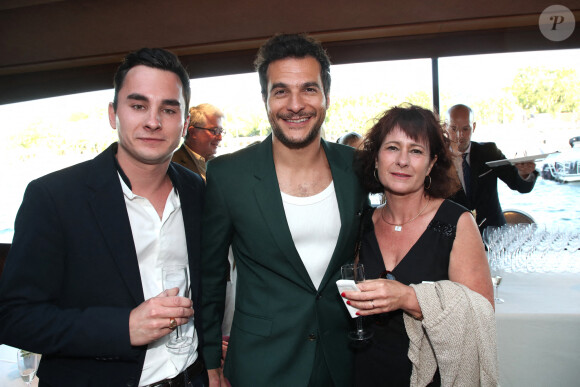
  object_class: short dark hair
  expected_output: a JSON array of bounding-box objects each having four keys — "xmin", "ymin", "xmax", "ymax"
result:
[
  {"xmin": 112, "ymin": 48, "xmax": 191, "ymax": 118},
  {"xmin": 355, "ymin": 104, "xmax": 460, "ymax": 198},
  {"xmin": 337, "ymin": 132, "xmax": 362, "ymax": 147},
  {"xmin": 254, "ymin": 33, "xmax": 331, "ymax": 99}
]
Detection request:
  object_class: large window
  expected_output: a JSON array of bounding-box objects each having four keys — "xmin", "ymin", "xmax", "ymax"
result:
[
  {"xmin": 326, "ymin": 58, "xmax": 433, "ymax": 138},
  {"xmin": 1, "ymin": 50, "xmax": 578, "ymax": 242},
  {"xmin": 188, "ymin": 58, "xmax": 433, "ymax": 152},
  {"xmin": 0, "ymin": 90, "xmax": 116, "ymax": 242},
  {"xmin": 439, "ymin": 49, "xmax": 580, "ymax": 228}
]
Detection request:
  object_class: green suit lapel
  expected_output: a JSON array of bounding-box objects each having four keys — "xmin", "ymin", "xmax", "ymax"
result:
[
  {"xmin": 251, "ymin": 136, "xmax": 315, "ymax": 291},
  {"xmin": 251, "ymin": 135, "xmax": 360, "ymax": 292}
]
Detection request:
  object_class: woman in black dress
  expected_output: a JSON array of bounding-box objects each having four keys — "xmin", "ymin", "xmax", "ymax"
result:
[{"xmin": 344, "ymin": 105, "xmax": 494, "ymax": 386}]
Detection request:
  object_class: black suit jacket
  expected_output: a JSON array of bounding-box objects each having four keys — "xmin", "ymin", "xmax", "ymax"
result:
[
  {"xmin": 0, "ymin": 143, "xmax": 205, "ymax": 387},
  {"xmin": 450, "ymin": 141, "xmax": 537, "ymax": 232}
]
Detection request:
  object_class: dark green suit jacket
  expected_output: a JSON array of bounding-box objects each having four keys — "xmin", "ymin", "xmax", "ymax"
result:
[{"xmin": 201, "ymin": 135, "xmax": 367, "ymax": 386}]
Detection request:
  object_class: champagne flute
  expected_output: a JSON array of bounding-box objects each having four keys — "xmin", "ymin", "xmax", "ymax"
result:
[
  {"xmin": 488, "ymin": 253, "xmax": 505, "ymax": 304},
  {"xmin": 341, "ymin": 263, "xmax": 373, "ymax": 341},
  {"xmin": 16, "ymin": 350, "xmax": 40, "ymax": 386},
  {"xmin": 162, "ymin": 265, "xmax": 193, "ymax": 351},
  {"xmin": 482, "ymin": 226, "xmax": 498, "ymax": 253}
]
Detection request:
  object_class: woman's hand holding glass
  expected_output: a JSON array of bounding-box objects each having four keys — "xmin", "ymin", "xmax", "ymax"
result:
[{"xmin": 347, "ymin": 277, "xmax": 423, "ymax": 320}]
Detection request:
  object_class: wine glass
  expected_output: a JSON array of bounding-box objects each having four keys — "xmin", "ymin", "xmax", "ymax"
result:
[
  {"xmin": 487, "ymin": 253, "xmax": 504, "ymax": 304},
  {"xmin": 482, "ymin": 226, "xmax": 498, "ymax": 251},
  {"xmin": 162, "ymin": 265, "xmax": 193, "ymax": 351},
  {"xmin": 341, "ymin": 263, "xmax": 373, "ymax": 341},
  {"xmin": 482, "ymin": 226, "xmax": 499, "ymax": 264},
  {"xmin": 16, "ymin": 349, "xmax": 40, "ymax": 386}
]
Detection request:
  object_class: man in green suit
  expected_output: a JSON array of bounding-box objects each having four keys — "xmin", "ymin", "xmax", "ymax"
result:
[{"xmin": 201, "ymin": 33, "xmax": 368, "ymax": 386}]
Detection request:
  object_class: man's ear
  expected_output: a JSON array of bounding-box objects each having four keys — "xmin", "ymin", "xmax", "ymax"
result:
[
  {"xmin": 108, "ymin": 102, "xmax": 117, "ymax": 130},
  {"xmin": 182, "ymin": 115, "xmax": 190, "ymax": 138},
  {"xmin": 472, "ymin": 122, "xmax": 476, "ymax": 133}
]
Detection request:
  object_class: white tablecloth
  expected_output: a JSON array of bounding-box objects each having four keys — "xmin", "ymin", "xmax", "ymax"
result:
[
  {"xmin": 496, "ymin": 272, "xmax": 580, "ymax": 387},
  {"xmin": 0, "ymin": 345, "xmax": 39, "ymax": 386}
]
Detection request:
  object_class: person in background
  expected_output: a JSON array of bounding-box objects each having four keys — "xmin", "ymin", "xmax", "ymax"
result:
[
  {"xmin": 173, "ymin": 102, "xmax": 233, "ymax": 376},
  {"xmin": 173, "ymin": 103, "xmax": 224, "ymax": 181},
  {"xmin": 337, "ymin": 131, "xmax": 363, "ymax": 149},
  {"xmin": 446, "ymin": 104, "xmax": 537, "ymax": 232},
  {"xmin": 201, "ymin": 33, "xmax": 367, "ymax": 387},
  {"xmin": 173, "ymin": 101, "xmax": 232, "ymax": 330},
  {"xmin": 345, "ymin": 104, "xmax": 496, "ymax": 386},
  {"xmin": 0, "ymin": 48, "xmax": 207, "ymax": 387}
]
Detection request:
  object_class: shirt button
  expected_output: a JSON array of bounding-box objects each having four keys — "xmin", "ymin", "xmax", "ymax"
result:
[{"xmin": 307, "ymin": 333, "xmax": 317, "ymax": 341}]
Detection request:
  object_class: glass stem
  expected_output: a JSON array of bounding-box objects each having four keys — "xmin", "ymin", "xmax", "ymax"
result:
[{"xmin": 356, "ymin": 316, "xmax": 364, "ymax": 335}]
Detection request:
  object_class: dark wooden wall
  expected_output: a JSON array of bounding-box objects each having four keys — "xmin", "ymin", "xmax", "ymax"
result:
[{"xmin": 1, "ymin": 0, "xmax": 579, "ymax": 104}]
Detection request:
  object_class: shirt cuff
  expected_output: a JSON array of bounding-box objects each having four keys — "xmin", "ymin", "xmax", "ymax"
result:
[{"xmin": 521, "ymin": 171, "xmax": 537, "ymax": 182}]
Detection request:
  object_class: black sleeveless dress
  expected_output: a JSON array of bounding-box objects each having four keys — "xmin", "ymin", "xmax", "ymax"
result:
[{"xmin": 354, "ymin": 200, "xmax": 467, "ymax": 387}]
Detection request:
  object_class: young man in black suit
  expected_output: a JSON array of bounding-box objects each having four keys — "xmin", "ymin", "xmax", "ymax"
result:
[
  {"xmin": 0, "ymin": 48, "xmax": 207, "ymax": 386},
  {"xmin": 446, "ymin": 104, "xmax": 537, "ymax": 232}
]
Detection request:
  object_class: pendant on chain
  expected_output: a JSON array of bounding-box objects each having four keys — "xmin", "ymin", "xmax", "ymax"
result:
[{"xmin": 381, "ymin": 197, "xmax": 431, "ymax": 233}]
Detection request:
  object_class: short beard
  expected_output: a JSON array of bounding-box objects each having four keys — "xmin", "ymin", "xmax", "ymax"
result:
[{"xmin": 269, "ymin": 112, "xmax": 325, "ymax": 150}]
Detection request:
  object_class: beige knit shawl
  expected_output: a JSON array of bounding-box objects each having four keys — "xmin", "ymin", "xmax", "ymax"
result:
[{"xmin": 404, "ymin": 281, "xmax": 498, "ymax": 387}]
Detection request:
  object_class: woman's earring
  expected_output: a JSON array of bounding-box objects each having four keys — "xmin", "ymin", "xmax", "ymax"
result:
[
  {"xmin": 424, "ymin": 175, "xmax": 432, "ymax": 190},
  {"xmin": 374, "ymin": 168, "xmax": 380, "ymax": 183}
]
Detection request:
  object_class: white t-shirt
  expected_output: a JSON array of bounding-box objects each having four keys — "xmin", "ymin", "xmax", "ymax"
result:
[{"xmin": 281, "ymin": 181, "xmax": 341, "ymax": 289}]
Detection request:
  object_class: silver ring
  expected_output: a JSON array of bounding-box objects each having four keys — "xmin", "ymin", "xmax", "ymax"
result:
[{"xmin": 371, "ymin": 300, "xmax": 375, "ymax": 308}]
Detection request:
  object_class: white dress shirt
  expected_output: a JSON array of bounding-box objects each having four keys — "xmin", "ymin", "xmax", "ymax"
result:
[{"xmin": 119, "ymin": 174, "xmax": 198, "ymax": 386}]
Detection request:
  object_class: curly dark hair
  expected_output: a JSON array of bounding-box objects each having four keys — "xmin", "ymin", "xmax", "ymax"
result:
[
  {"xmin": 355, "ymin": 104, "xmax": 460, "ymax": 198},
  {"xmin": 254, "ymin": 33, "xmax": 331, "ymax": 100}
]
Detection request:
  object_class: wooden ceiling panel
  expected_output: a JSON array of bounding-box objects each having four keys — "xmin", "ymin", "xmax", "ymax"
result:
[
  {"xmin": 1, "ymin": 0, "xmax": 572, "ymax": 69},
  {"xmin": 1, "ymin": 0, "xmax": 579, "ymax": 104}
]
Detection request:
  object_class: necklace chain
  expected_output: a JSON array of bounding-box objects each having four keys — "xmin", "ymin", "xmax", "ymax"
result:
[{"xmin": 380, "ymin": 197, "xmax": 431, "ymax": 232}]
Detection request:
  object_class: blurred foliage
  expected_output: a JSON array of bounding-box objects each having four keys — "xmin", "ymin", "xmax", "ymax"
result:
[
  {"xmin": 325, "ymin": 90, "xmax": 433, "ymax": 140},
  {"xmin": 10, "ymin": 107, "xmax": 116, "ymax": 160},
  {"xmin": 510, "ymin": 67, "xmax": 580, "ymax": 116},
  {"xmin": 470, "ymin": 93, "xmax": 522, "ymax": 125},
  {"xmin": 225, "ymin": 106, "xmax": 270, "ymax": 137}
]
